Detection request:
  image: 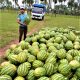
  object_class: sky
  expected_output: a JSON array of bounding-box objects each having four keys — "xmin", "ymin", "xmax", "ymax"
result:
[{"xmin": 9, "ymin": 0, "xmax": 78, "ymax": 8}]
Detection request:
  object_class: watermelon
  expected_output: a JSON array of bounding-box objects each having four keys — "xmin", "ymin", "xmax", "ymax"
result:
[
  {"xmin": 8, "ymin": 54, "xmax": 18, "ymax": 64},
  {"xmin": 54, "ymin": 37, "xmax": 62, "ymax": 43},
  {"xmin": 44, "ymin": 63, "xmax": 54, "ymax": 76},
  {"xmin": 51, "ymin": 73, "xmax": 67, "ymax": 80},
  {"xmin": 45, "ymin": 56, "xmax": 56, "ymax": 65},
  {"xmin": 26, "ymin": 70, "xmax": 35, "ymax": 80},
  {"xmin": 56, "ymin": 49, "xmax": 66, "ymax": 59},
  {"xmin": 76, "ymin": 68, "xmax": 80, "ymax": 78},
  {"xmin": 58, "ymin": 63, "xmax": 71, "ymax": 75},
  {"xmin": 74, "ymin": 56, "xmax": 80, "ymax": 63},
  {"xmin": 17, "ymin": 62, "xmax": 30, "ymax": 76},
  {"xmin": 34, "ymin": 67, "xmax": 46, "ymax": 77},
  {"xmin": 39, "ymin": 44, "xmax": 47, "ymax": 50},
  {"xmin": 13, "ymin": 47, "xmax": 22, "ymax": 54},
  {"xmin": 39, "ymin": 38, "xmax": 46, "ymax": 43},
  {"xmin": 32, "ymin": 42, "xmax": 39, "ymax": 46},
  {"xmin": 5, "ymin": 49, "xmax": 11, "ymax": 58},
  {"xmin": 0, "ymin": 64, "xmax": 17, "ymax": 77},
  {"xmin": 28, "ymin": 55, "xmax": 36, "ymax": 63},
  {"xmin": 32, "ymin": 60, "xmax": 44, "ymax": 68},
  {"xmin": 25, "ymin": 36, "xmax": 32, "ymax": 43},
  {"xmin": 14, "ymin": 76, "xmax": 25, "ymax": 80},
  {"xmin": 37, "ymin": 77, "xmax": 49, "ymax": 80},
  {"xmin": 24, "ymin": 15, "xmax": 30, "ymax": 25},
  {"xmin": 44, "ymin": 33, "xmax": 50, "ymax": 40},
  {"xmin": 59, "ymin": 59, "xmax": 68, "ymax": 64},
  {"xmin": 19, "ymin": 41, "xmax": 26, "ymax": 50},
  {"xmin": 29, "ymin": 47, "xmax": 39, "ymax": 56},
  {"xmin": 47, "ymin": 43, "xmax": 54, "ymax": 48},
  {"xmin": 67, "ymin": 31, "xmax": 76, "ymax": 41},
  {"xmin": 17, "ymin": 51, "xmax": 28, "ymax": 63},
  {"xmin": 65, "ymin": 41, "xmax": 73, "ymax": 50},
  {"xmin": 69, "ymin": 60, "xmax": 80, "ymax": 69},
  {"xmin": 1, "ymin": 61, "xmax": 10, "ymax": 67},
  {"xmin": 74, "ymin": 41, "xmax": 80, "ymax": 50},
  {"xmin": 66, "ymin": 53, "xmax": 73, "ymax": 62},
  {"xmin": 24, "ymin": 62, "xmax": 31, "ymax": 70},
  {"xmin": 70, "ymin": 76, "xmax": 78, "ymax": 80},
  {"xmin": 37, "ymin": 50, "xmax": 48, "ymax": 61},
  {"xmin": 0, "ymin": 75, "xmax": 12, "ymax": 80},
  {"xmin": 32, "ymin": 37, "xmax": 37, "ymax": 42}
]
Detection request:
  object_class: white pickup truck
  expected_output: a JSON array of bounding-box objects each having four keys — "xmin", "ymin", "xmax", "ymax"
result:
[{"xmin": 31, "ymin": 4, "xmax": 46, "ymax": 20}]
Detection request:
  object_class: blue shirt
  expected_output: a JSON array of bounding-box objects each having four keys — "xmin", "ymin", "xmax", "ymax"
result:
[{"xmin": 17, "ymin": 13, "xmax": 28, "ymax": 25}]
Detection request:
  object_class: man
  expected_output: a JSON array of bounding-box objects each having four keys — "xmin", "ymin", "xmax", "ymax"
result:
[{"xmin": 17, "ymin": 5, "xmax": 28, "ymax": 42}]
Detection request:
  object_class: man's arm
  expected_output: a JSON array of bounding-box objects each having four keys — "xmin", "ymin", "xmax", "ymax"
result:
[
  {"xmin": 17, "ymin": 18, "xmax": 27, "ymax": 26},
  {"xmin": 17, "ymin": 18, "xmax": 22, "ymax": 25}
]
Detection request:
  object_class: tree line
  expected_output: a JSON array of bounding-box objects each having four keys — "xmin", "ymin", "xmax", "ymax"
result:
[{"xmin": 0, "ymin": 0, "xmax": 80, "ymax": 15}]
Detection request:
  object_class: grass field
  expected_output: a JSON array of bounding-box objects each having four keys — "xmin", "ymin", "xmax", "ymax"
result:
[{"xmin": 0, "ymin": 10, "xmax": 80, "ymax": 48}]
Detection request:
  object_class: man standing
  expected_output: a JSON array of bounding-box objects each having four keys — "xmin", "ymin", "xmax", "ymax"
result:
[{"xmin": 17, "ymin": 5, "xmax": 28, "ymax": 42}]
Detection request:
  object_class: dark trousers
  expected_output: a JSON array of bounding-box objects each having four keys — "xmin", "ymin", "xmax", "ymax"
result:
[{"xmin": 19, "ymin": 25, "xmax": 27, "ymax": 42}]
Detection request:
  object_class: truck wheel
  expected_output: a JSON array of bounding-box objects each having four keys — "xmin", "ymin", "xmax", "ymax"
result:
[{"xmin": 42, "ymin": 16, "xmax": 44, "ymax": 20}]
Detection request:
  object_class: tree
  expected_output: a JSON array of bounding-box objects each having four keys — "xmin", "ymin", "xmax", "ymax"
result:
[
  {"xmin": 73, "ymin": 2, "xmax": 78, "ymax": 14},
  {"xmin": 25, "ymin": 0, "xmax": 34, "ymax": 6},
  {"xmin": 0, "ymin": 0, "xmax": 3, "ymax": 3},
  {"xmin": 68, "ymin": 0, "xmax": 74, "ymax": 14},
  {"xmin": 63, "ymin": 0, "xmax": 66, "ymax": 5},
  {"xmin": 40, "ymin": 0, "xmax": 47, "ymax": 4},
  {"xmin": 13, "ymin": 0, "xmax": 19, "ymax": 8},
  {"xmin": 58, "ymin": 0, "xmax": 63, "ymax": 5},
  {"xmin": 6, "ymin": 0, "xmax": 12, "ymax": 9},
  {"xmin": 0, "ymin": 0, "xmax": 5, "ymax": 9},
  {"xmin": 53, "ymin": 0, "xmax": 57, "ymax": 16},
  {"xmin": 23, "ymin": 0, "xmax": 34, "ymax": 14}
]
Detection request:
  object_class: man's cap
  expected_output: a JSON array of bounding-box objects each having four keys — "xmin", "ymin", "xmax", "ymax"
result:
[{"xmin": 20, "ymin": 5, "xmax": 25, "ymax": 9}]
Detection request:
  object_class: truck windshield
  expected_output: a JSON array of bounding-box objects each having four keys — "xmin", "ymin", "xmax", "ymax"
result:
[{"xmin": 32, "ymin": 7, "xmax": 43, "ymax": 14}]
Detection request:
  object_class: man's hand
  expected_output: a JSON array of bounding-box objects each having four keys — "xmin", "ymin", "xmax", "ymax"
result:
[
  {"xmin": 17, "ymin": 19, "xmax": 27, "ymax": 26},
  {"xmin": 23, "ymin": 22, "xmax": 27, "ymax": 26}
]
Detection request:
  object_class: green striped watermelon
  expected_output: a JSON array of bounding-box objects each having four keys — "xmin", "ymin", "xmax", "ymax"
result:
[
  {"xmin": 34, "ymin": 67, "xmax": 46, "ymax": 77},
  {"xmin": 14, "ymin": 76, "xmax": 25, "ymax": 80},
  {"xmin": 17, "ymin": 62, "xmax": 31, "ymax": 76},
  {"xmin": 26, "ymin": 70, "xmax": 35, "ymax": 80},
  {"xmin": 44, "ymin": 63, "xmax": 54, "ymax": 76},
  {"xmin": 32, "ymin": 60, "xmax": 44, "ymax": 68},
  {"xmin": 37, "ymin": 77, "xmax": 49, "ymax": 80},
  {"xmin": 45, "ymin": 56, "xmax": 56, "ymax": 65},
  {"xmin": 76, "ymin": 68, "xmax": 80, "ymax": 78},
  {"xmin": 69, "ymin": 60, "xmax": 80, "ymax": 69},
  {"xmin": 17, "ymin": 51, "xmax": 28, "ymax": 63},
  {"xmin": 58, "ymin": 63, "xmax": 71, "ymax": 75},
  {"xmin": 8, "ymin": 54, "xmax": 18, "ymax": 64},
  {"xmin": 56, "ymin": 49, "xmax": 66, "ymax": 59},
  {"xmin": 27, "ymin": 55, "xmax": 36, "ymax": 63},
  {"xmin": 0, "ymin": 61, "xmax": 10, "ymax": 67},
  {"xmin": 37, "ymin": 50, "xmax": 48, "ymax": 61},
  {"xmin": 51, "ymin": 73, "xmax": 67, "ymax": 80},
  {"xmin": 0, "ymin": 64, "xmax": 17, "ymax": 77},
  {"xmin": 0, "ymin": 75, "xmax": 12, "ymax": 80}
]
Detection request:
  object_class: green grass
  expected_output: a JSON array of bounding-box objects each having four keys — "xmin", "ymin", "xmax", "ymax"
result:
[
  {"xmin": 0, "ymin": 10, "xmax": 80, "ymax": 48},
  {"xmin": 43, "ymin": 14, "xmax": 80, "ymax": 29}
]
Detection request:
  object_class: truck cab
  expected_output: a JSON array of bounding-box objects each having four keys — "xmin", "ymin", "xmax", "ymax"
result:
[{"xmin": 31, "ymin": 4, "xmax": 46, "ymax": 20}]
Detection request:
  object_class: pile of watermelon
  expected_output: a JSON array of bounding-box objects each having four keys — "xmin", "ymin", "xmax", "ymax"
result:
[{"xmin": 0, "ymin": 27, "xmax": 80, "ymax": 80}]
